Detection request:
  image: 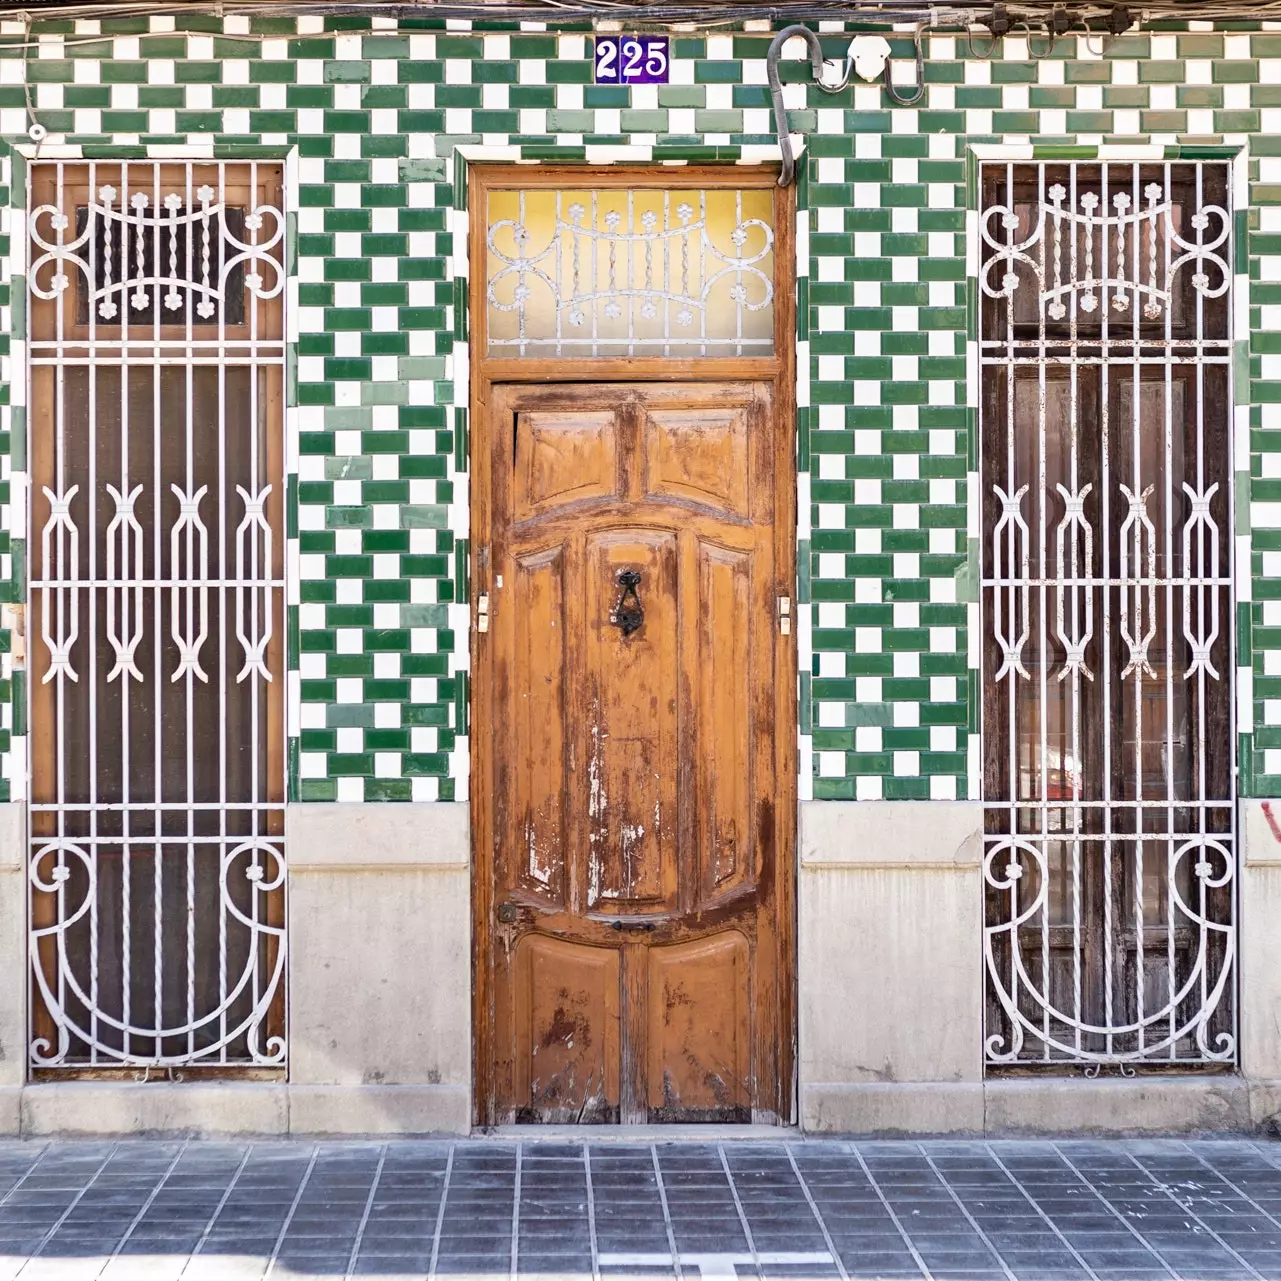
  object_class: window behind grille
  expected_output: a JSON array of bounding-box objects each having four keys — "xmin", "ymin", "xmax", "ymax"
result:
[
  {"xmin": 979, "ymin": 162, "xmax": 1235, "ymax": 1069},
  {"xmin": 26, "ymin": 162, "xmax": 286, "ymax": 1072}
]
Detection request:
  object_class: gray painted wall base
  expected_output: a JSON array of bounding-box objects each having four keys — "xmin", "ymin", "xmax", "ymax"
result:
[
  {"xmin": 13, "ymin": 1082, "xmax": 469, "ymax": 1137},
  {"xmin": 1, "ymin": 800, "xmax": 1278, "ymax": 1136},
  {"xmin": 5, "ymin": 1077, "xmax": 1275, "ymax": 1137},
  {"xmin": 804, "ymin": 1077, "xmax": 1274, "ymax": 1136}
]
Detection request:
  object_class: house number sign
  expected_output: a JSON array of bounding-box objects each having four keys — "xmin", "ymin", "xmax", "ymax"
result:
[{"xmin": 594, "ymin": 36, "xmax": 670, "ymax": 84}]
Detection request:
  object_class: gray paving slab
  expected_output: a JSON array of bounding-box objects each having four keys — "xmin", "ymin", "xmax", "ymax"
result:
[{"xmin": 0, "ymin": 1139, "xmax": 1279, "ymax": 1278}]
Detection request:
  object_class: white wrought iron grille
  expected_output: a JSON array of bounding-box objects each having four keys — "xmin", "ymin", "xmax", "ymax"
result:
[
  {"xmin": 979, "ymin": 161, "xmax": 1235, "ymax": 1068},
  {"xmin": 484, "ymin": 186, "xmax": 775, "ymax": 357},
  {"xmin": 26, "ymin": 161, "xmax": 286, "ymax": 1070}
]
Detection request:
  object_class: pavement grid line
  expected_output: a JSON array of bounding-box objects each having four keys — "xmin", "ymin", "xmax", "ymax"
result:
[{"xmin": 2, "ymin": 1140, "xmax": 1281, "ymax": 1278}]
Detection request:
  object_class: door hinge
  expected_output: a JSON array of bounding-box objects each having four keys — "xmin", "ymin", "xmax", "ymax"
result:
[
  {"xmin": 477, "ymin": 592, "xmax": 490, "ymax": 633},
  {"xmin": 777, "ymin": 595, "xmax": 791, "ymax": 635}
]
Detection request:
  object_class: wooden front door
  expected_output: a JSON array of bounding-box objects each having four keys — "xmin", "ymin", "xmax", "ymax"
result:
[{"xmin": 476, "ymin": 380, "xmax": 791, "ymax": 1123}]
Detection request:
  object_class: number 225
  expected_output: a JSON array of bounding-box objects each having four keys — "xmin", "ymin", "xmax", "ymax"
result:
[{"xmin": 596, "ymin": 38, "xmax": 667, "ymax": 81}]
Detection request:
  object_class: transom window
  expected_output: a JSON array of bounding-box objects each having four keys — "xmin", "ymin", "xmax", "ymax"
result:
[{"xmin": 483, "ymin": 184, "xmax": 775, "ymax": 359}]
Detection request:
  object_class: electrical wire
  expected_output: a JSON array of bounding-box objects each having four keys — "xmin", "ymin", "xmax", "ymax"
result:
[
  {"xmin": 20, "ymin": 11, "xmax": 47, "ymax": 152},
  {"xmin": 883, "ymin": 21, "xmax": 925, "ymax": 103},
  {"xmin": 1, "ymin": 0, "xmax": 1281, "ymax": 28},
  {"xmin": 0, "ymin": 1, "xmax": 1267, "ymax": 194},
  {"xmin": 0, "ymin": 0, "xmax": 986, "ymax": 18}
]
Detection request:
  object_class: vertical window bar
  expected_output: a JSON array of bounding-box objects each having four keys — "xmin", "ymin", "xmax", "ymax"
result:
[
  {"xmin": 591, "ymin": 189, "xmax": 598, "ymax": 360},
  {"xmin": 1164, "ymin": 160, "xmax": 1177, "ymax": 1055},
  {"xmin": 1068, "ymin": 160, "xmax": 1083, "ymax": 1060},
  {"xmin": 1100, "ymin": 161, "xmax": 1114, "ymax": 1062},
  {"xmin": 554, "ymin": 189, "xmax": 562, "ymax": 360},
  {"xmin": 151, "ymin": 159, "xmax": 163, "ymax": 1065},
  {"xmin": 735, "ymin": 188, "xmax": 744, "ymax": 356},
  {"xmin": 1002, "ymin": 159, "xmax": 1020, "ymax": 1056},
  {"xmin": 247, "ymin": 156, "xmax": 262, "ymax": 1050},
  {"xmin": 627, "ymin": 187, "xmax": 635, "ymax": 359},
  {"xmin": 178, "ymin": 159, "xmax": 194, "ymax": 1066},
  {"xmin": 214, "ymin": 158, "xmax": 228, "ymax": 1066},
  {"xmin": 1195, "ymin": 159, "xmax": 1211, "ymax": 1051},
  {"xmin": 87, "ymin": 157, "xmax": 99, "ymax": 1066},
  {"xmin": 1035, "ymin": 161, "xmax": 1051, "ymax": 1061},
  {"xmin": 54, "ymin": 158, "xmax": 69, "ymax": 1065},
  {"xmin": 663, "ymin": 189, "xmax": 671, "ymax": 355},
  {"xmin": 121, "ymin": 158, "xmax": 134, "ymax": 1066},
  {"xmin": 1132, "ymin": 160, "xmax": 1145, "ymax": 1057}
]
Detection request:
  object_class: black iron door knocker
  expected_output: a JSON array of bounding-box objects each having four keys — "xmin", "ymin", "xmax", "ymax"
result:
[{"xmin": 610, "ymin": 569, "xmax": 644, "ymax": 636}]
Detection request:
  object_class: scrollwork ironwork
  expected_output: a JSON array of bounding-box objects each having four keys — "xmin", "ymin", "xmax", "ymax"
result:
[{"xmin": 486, "ymin": 188, "xmax": 775, "ymax": 356}]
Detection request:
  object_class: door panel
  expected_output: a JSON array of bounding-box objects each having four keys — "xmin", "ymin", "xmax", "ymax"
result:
[
  {"xmin": 515, "ymin": 411, "xmax": 619, "ymax": 520},
  {"xmin": 643, "ymin": 408, "xmax": 750, "ymax": 519},
  {"xmin": 512, "ymin": 934, "xmax": 620, "ymax": 1122},
  {"xmin": 698, "ymin": 542, "xmax": 753, "ymax": 901},
  {"xmin": 483, "ymin": 381, "xmax": 789, "ymax": 1123},
  {"xmin": 511, "ymin": 546, "xmax": 568, "ymax": 905},
  {"xmin": 647, "ymin": 932, "xmax": 751, "ymax": 1117},
  {"xmin": 584, "ymin": 530, "xmax": 679, "ymax": 912}
]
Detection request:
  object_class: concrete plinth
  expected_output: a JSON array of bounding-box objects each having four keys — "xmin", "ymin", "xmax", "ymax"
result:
[
  {"xmin": 798, "ymin": 800, "xmax": 984, "ymax": 1134},
  {"xmin": 3, "ymin": 799, "xmax": 1281, "ymax": 1136},
  {"xmin": 1, "ymin": 801, "xmax": 474, "ymax": 1137}
]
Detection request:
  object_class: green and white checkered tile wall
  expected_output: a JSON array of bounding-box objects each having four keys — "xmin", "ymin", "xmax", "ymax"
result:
[{"xmin": 0, "ymin": 11, "xmax": 1276, "ymax": 804}]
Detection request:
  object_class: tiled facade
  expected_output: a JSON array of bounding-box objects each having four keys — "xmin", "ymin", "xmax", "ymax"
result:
[{"xmin": 0, "ymin": 12, "xmax": 1277, "ymax": 805}]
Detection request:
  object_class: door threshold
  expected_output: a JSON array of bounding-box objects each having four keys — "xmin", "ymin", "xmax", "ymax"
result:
[{"xmin": 480, "ymin": 1124, "xmax": 803, "ymax": 1142}]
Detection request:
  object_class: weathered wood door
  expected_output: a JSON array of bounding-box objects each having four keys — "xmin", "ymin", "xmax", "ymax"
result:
[{"xmin": 478, "ymin": 380, "xmax": 790, "ymax": 1123}]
